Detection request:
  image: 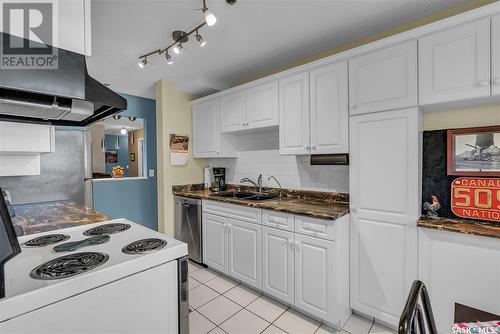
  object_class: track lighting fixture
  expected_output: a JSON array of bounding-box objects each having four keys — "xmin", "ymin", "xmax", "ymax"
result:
[
  {"xmin": 128, "ymin": 116, "xmax": 137, "ymax": 121},
  {"xmin": 202, "ymin": 0, "xmax": 217, "ymax": 27},
  {"xmin": 112, "ymin": 115, "xmax": 122, "ymax": 120},
  {"xmin": 138, "ymin": 57, "xmax": 147, "ymax": 68},
  {"xmin": 196, "ymin": 30, "xmax": 206, "ymax": 47},
  {"xmin": 120, "ymin": 127, "xmax": 127, "ymax": 135},
  {"xmin": 137, "ymin": 0, "xmax": 235, "ymax": 68}
]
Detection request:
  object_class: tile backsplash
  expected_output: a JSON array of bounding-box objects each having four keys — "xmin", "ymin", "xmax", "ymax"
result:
[{"xmin": 209, "ymin": 130, "xmax": 349, "ymax": 193}]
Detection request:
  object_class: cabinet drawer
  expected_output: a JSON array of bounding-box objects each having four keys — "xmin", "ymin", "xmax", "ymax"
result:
[
  {"xmin": 294, "ymin": 215, "xmax": 335, "ymax": 241},
  {"xmin": 202, "ymin": 200, "xmax": 260, "ymax": 224},
  {"xmin": 261, "ymin": 210, "xmax": 294, "ymax": 231},
  {"xmin": 0, "ymin": 122, "xmax": 55, "ymax": 153}
]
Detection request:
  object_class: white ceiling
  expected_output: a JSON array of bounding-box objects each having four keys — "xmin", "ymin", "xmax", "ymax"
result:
[{"xmin": 86, "ymin": 0, "xmax": 470, "ymax": 99}]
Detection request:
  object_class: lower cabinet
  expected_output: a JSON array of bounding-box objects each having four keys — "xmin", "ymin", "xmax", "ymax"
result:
[
  {"xmin": 228, "ymin": 218, "xmax": 262, "ymax": 289},
  {"xmin": 262, "ymin": 227, "xmax": 295, "ymax": 304},
  {"xmin": 202, "ymin": 212, "xmax": 227, "ymax": 273},
  {"xmin": 294, "ymin": 233, "xmax": 335, "ymax": 321}
]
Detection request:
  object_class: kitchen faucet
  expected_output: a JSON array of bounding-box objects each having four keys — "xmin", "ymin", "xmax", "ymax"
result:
[
  {"xmin": 268, "ymin": 176, "xmax": 283, "ymax": 198},
  {"xmin": 240, "ymin": 174, "xmax": 262, "ymax": 193}
]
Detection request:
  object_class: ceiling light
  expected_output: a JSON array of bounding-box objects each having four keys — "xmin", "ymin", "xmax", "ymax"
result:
[
  {"xmin": 120, "ymin": 127, "xmax": 127, "ymax": 135},
  {"xmin": 165, "ymin": 52, "xmax": 174, "ymax": 64},
  {"xmin": 196, "ymin": 31, "xmax": 206, "ymax": 47},
  {"xmin": 112, "ymin": 115, "xmax": 122, "ymax": 120},
  {"xmin": 173, "ymin": 43, "xmax": 183, "ymax": 54},
  {"xmin": 138, "ymin": 57, "xmax": 147, "ymax": 68},
  {"xmin": 202, "ymin": 0, "xmax": 217, "ymax": 26},
  {"xmin": 128, "ymin": 116, "xmax": 137, "ymax": 121}
]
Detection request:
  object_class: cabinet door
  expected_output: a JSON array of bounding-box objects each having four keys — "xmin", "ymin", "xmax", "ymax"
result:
[
  {"xmin": 228, "ymin": 219, "xmax": 262, "ymax": 290},
  {"xmin": 419, "ymin": 18, "xmax": 490, "ymax": 105},
  {"xmin": 192, "ymin": 100, "xmax": 220, "ymax": 158},
  {"xmin": 349, "ymin": 108, "xmax": 419, "ymax": 327},
  {"xmin": 419, "ymin": 229, "xmax": 500, "ymax": 334},
  {"xmin": 349, "ymin": 40, "xmax": 417, "ymax": 115},
  {"xmin": 492, "ymin": 15, "xmax": 500, "ymax": 96},
  {"xmin": 262, "ymin": 227, "xmax": 294, "ymax": 304},
  {"xmin": 246, "ymin": 81, "xmax": 279, "ymax": 129},
  {"xmin": 0, "ymin": 122, "xmax": 54, "ymax": 153},
  {"xmin": 220, "ymin": 91, "xmax": 246, "ymax": 133},
  {"xmin": 310, "ymin": 61, "xmax": 348, "ymax": 154},
  {"xmin": 279, "ymin": 72, "xmax": 310, "ymax": 155},
  {"xmin": 202, "ymin": 213, "xmax": 227, "ymax": 273},
  {"xmin": 294, "ymin": 233, "xmax": 335, "ymax": 321}
]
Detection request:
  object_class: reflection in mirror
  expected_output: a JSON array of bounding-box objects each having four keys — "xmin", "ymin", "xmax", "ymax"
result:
[{"xmin": 89, "ymin": 117, "xmax": 145, "ymax": 179}]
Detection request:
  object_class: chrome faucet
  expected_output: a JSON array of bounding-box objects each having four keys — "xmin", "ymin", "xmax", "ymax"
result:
[
  {"xmin": 240, "ymin": 174, "xmax": 262, "ymax": 192},
  {"xmin": 268, "ymin": 176, "xmax": 283, "ymax": 198}
]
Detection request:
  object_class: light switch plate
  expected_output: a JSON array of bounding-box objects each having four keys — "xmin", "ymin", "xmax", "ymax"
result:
[{"xmin": 148, "ymin": 169, "xmax": 155, "ymax": 177}]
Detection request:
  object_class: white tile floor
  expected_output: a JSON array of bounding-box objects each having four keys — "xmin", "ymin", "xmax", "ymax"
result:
[{"xmin": 188, "ymin": 261, "xmax": 397, "ymax": 334}]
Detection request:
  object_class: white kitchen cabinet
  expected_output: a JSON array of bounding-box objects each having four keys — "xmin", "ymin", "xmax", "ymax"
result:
[
  {"xmin": 0, "ymin": 121, "xmax": 55, "ymax": 153},
  {"xmin": 220, "ymin": 81, "xmax": 278, "ymax": 134},
  {"xmin": 220, "ymin": 91, "xmax": 246, "ymax": 133},
  {"xmin": 294, "ymin": 233, "xmax": 335, "ymax": 321},
  {"xmin": 349, "ymin": 40, "xmax": 417, "ymax": 115},
  {"xmin": 492, "ymin": 15, "xmax": 500, "ymax": 96},
  {"xmin": 349, "ymin": 108, "xmax": 420, "ymax": 328},
  {"xmin": 192, "ymin": 99, "xmax": 237, "ymax": 158},
  {"xmin": 245, "ymin": 81, "xmax": 279, "ymax": 129},
  {"xmin": 58, "ymin": 0, "xmax": 92, "ymax": 55},
  {"xmin": 419, "ymin": 229, "xmax": 500, "ymax": 334},
  {"xmin": 310, "ymin": 61, "xmax": 349, "ymax": 154},
  {"xmin": 279, "ymin": 72, "xmax": 310, "ymax": 155},
  {"xmin": 419, "ymin": 18, "xmax": 491, "ymax": 106},
  {"xmin": 228, "ymin": 218, "xmax": 262, "ymax": 290},
  {"xmin": 262, "ymin": 227, "xmax": 294, "ymax": 304},
  {"xmin": 202, "ymin": 213, "xmax": 228, "ymax": 273}
]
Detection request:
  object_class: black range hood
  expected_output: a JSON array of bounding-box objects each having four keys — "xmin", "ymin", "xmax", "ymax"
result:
[{"xmin": 0, "ymin": 33, "xmax": 126, "ymax": 126}]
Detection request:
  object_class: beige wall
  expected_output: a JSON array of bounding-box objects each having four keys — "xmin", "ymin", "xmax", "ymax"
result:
[
  {"xmin": 89, "ymin": 123, "xmax": 105, "ymax": 173},
  {"xmin": 156, "ymin": 80, "xmax": 208, "ymax": 236},
  {"xmin": 423, "ymin": 105, "xmax": 500, "ymax": 131}
]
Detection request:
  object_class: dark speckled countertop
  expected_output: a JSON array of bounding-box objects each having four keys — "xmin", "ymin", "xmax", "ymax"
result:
[
  {"xmin": 418, "ymin": 216, "xmax": 500, "ymax": 239},
  {"xmin": 173, "ymin": 184, "xmax": 349, "ymax": 221},
  {"xmin": 12, "ymin": 201, "xmax": 111, "ymax": 236}
]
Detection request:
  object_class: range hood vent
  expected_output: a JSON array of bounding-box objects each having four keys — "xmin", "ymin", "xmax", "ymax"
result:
[{"xmin": 0, "ymin": 33, "xmax": 126, "ymax": 126}]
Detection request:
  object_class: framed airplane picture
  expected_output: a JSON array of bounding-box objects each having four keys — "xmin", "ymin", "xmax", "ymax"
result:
[{"xmin": 447, "ymin": 126, "xmax": 500, "ymax": 177}]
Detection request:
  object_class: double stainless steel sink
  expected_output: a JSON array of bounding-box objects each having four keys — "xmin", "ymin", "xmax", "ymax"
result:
[{"xmin": 214, "ymin": 191, "xmax": 279, "ymax": 201}]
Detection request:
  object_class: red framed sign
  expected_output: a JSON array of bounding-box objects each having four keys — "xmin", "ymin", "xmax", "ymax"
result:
[{"xmin": 451, "ymin": 177, "xmax": 500, "ymax": 222}]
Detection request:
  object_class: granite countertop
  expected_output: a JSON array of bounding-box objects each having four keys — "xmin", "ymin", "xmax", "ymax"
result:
[
  {"xmin": 12, "ymin": 201, "xmax": 111, "ymax": 236},
  {"xmin": 417, "ymin": 216, "xmax": 500, "ymax": 239},
  {"xmin": 173, "ymin": 185, "xmax": 349, "ymax": 221}
]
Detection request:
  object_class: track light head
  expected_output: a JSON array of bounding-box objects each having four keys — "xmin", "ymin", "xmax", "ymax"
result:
[
  {"xmin": 120, "ymin": 127, "xmax": 127, "ymax": 135},
  {"xmin": 202, "ymin": 0, "xmax": 217, "ymax": 26},
  {"xmin": 173, "ymin": 43, "xmax": 183, "ymax": 54},
  {"xmin": 112, "ymin": 115, "xmax": 122, "ymax": 120},
  {"xmin": 196, "ymin": 31, "xmax": 206, "ymax": 47},
  {"xmin": 165, "ymin": 52, "xmax": 174, "ymax": 64},
  {"xmin": 128, "ymin": 116, "xmax": 137, "ymax": 121},
  {"xmin": 138, "ymin": 57, "xmax": 147, "ymax": 68}
]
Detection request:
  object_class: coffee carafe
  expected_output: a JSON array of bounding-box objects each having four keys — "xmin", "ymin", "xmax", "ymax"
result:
[{"xmin": 212, "ymin": 167, "xmax": 227, "ymax": 192}]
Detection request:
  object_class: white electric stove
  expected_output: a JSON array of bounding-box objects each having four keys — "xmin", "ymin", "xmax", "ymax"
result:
[{"xmin": 0, "ymin": 218, "xmax": 189, "ymax": 334}]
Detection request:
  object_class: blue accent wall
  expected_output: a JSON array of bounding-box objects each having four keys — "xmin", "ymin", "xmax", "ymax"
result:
[
  {"xmin": 104, "ymin": 134, "xmax": 129, "ymax": 176},
  {"xmin": 93, "ymin": 94, "xmax": 157, "ymax": 231}
]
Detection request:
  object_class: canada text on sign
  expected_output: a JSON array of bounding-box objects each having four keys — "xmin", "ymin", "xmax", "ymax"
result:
[{"xmin": 451, "ymin": 177, "xmax": 500, "ymax": 222}]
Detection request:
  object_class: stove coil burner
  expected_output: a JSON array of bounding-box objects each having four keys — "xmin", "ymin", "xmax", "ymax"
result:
[
  {"xmin": 83, "ymin": 223, "xmax": 131, "ymax": 236},
  {"xmin": 23, "ymin": 234, "xmax": 70, "ymax": 247},
  {"xmin": 122, "ymin": 238, "xmax": 167, "ymax": 254},
  {"xmin": 30, "ymin": 252, "xmax": 109, "ymax": 280}
]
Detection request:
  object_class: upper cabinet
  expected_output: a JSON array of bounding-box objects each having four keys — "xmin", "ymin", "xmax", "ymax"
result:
[
  {"xmin": 349, "ymin": 40, "xmax": 417, "ymax": 115},
  {"xmin": 310, "ymin": 61, "xmax": 348, "ymax": 154},
  {"xmin": 220, "ymin": 81, "xmax": 278, "ymax": 134},
  {"xmin": 58, "ymin": 0, "xmax": 92, "ymax": 55},
  {"xmin": 192, "ymin": 99, "xmax": 237, "ymax": 158},
  {"xmin": 279, "ymin": 61, "xmax": 349, "ymax": 155},
  {"xmin": 419, "ymin": 18, "xmax": 491, "ymax": 105},
  {"xmin": 279, "ymin": 72, "xmax": 310, "ymax": 155},
  {"xmin": 492, "ymin": 15, "xmax": 500, "ymax": 96}
]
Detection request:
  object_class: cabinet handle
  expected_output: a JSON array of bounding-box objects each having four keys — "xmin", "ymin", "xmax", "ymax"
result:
[
  {"xmin": 478, "ymin": 80, "xmax": 490, "ymax": 87},
  {"xmin": 495, "ymin": 78, "xmax": 500, "ymax": 85},
  {"xmin": 245, "ymin": 122, "xmax": 250, "ymax": 126}
]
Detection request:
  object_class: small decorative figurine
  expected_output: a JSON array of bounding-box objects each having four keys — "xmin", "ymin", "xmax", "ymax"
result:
[{"xmin": 423, "ymin": 195, "xmax": 441, "ymax": 219}]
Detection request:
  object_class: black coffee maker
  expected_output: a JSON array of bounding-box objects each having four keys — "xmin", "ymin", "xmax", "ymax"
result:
[
  {"xmin": 212, "ymin": 167, "xmax": 227, "ymax": 192},
  {"xmin": 0, "ymin": 187, "xmax": 21, "ymax": 299}
]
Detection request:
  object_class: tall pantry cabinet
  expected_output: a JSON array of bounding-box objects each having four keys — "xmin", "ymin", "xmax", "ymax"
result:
[{"xmin": 348, "ymin": 42, "xmax": 421, "ymax": 329}]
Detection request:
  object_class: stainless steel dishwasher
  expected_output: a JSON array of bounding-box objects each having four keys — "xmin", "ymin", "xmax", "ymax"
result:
[{"xmin": 174, "ymin": 196, "xmax": 202, "ymax": 263}]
